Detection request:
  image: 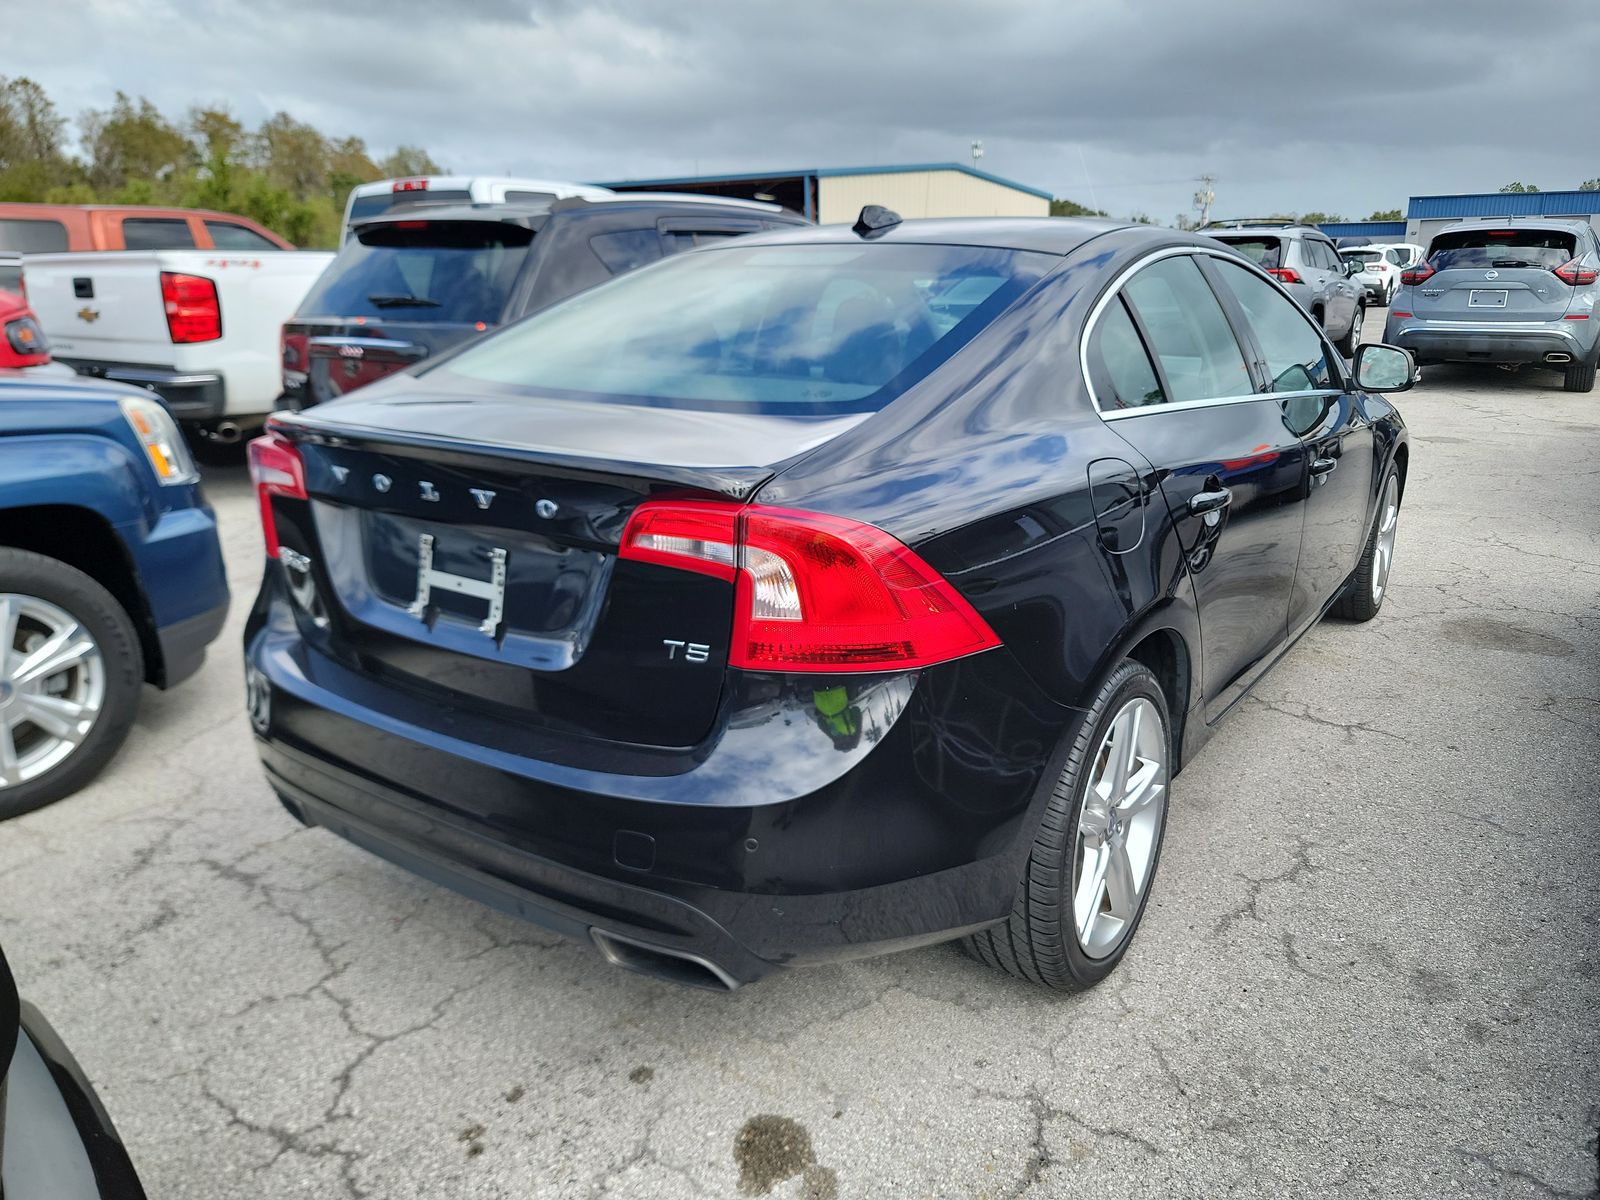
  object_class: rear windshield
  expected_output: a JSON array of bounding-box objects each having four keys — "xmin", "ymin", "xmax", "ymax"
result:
[
  {"xmin": 437, "ymin": 242, "xmax": 1055, "ymax": 415},
  {"xmin": 1428, "ymin": 229, "xmax": 1577, "ymax": 271},
  {"xmin": 296, "ymin": 220, "xmax": 534, "ymax": 325},
  {"xmin": 1216, "ymin": 237, "xmax": 1282, "ymax": 270},
  {"xmin": 346, "ymin": 188, "xmax": 473, "ymax": 224},
  {"xmin": 0, "ymin": 218, "xmax": 69, "ymax": 253},
  {"xmin": 1341, "ymin": 250, "xmax": 1380, "ymax": 263}
]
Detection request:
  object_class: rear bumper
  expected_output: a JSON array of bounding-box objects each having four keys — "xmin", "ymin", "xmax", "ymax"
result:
[
  {"xmin": 1385, "ymin": 318, "xmax": 1597, "ymax": 365},
  {"xmin": 57, "ymin": 358, "xmax": 226, "ymax": 421},
  {"xmin": 243, "ymin": 579, "xmax": 1075, "ymax": 986}
]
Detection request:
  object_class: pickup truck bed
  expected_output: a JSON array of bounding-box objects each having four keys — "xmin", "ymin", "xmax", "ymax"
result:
[{"xmin": 23, "ymin": 248, "xmax": 332, "ymax": 435}]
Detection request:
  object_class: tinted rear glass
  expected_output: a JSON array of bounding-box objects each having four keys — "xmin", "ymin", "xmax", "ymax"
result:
[
  {"xmin": 0, "ymin": 218, "xmax": 69, "ymax": 253},
  {"xmin": 122, "ymin": 218, "xmax": 196, "ymax": 249},
  {"xmin": 297, "ymin": 220, "xmax": 534, "ymax": 325},
  {"xmin": 1217, "ymin": 237, "xmax": 1282, "ymax": 270},
  {"xmin": 440, "ymin": 242, "xmax": 1054, "ymax": 415},
  {"xmin": 346, "ymin": 189, "xmax": 474, "ymax": 224},
  {"xmin": 1429, "ymin": 229, "xmax": 1577, "ymax": 271},
  {"xmin": 1342, "ymin": 250, "xmax": 1380, "ymax": 263}
]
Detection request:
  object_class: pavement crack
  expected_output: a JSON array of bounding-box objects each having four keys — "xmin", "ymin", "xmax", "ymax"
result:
[
  {"xmin": 1246, "ymin": 696, "xmax": 1408, "ymax": 744},
  {"xmin": 1455, "ymin": 1148, "xmax": 1593, "ymax": 1200},
  {"xmin": 1210, "ymin": 835, "xmax": 1320, "ymax": 940}
]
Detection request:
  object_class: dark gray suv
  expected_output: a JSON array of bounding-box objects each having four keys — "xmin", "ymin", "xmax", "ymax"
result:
[
  {"xmin": 1202, "ymin": 221, "xmax": 1365, "ymax": 355},
  {"xmin": 1383, "ymin": 219, "xmax": 1599, "ymax": 393}
]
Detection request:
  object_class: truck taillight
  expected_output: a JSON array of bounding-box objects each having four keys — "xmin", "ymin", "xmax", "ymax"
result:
[
  {"xmin": 247, "ymin": 427, "xmax": 307, "ymax": 557},
  {"xmin": 620, "ymin": 501, "xmax": 1001, "ymax": 673},
  {"xmin": 1266, "ymin": 268, "xmax": 1302, "ymax": 284},
  {"xmin": 160, "ymin": 271, "xmax": 221, "ymax": 343},
  {"xmin": 1401, "ymin": 263, "xmax": 1435, "ymax": 286},
  {"xmin": 1553, "ymin": 259, "xmax": 1598, "ymax": 286}
]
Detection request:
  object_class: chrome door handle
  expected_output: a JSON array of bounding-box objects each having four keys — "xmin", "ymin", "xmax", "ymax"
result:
[
  {"xmin": 1310, "ymin": 457, "xmax": 1337, "ymax": 476},
  {"xmin": 1188, "ymin": 488, "xmax": 1233, "ymax": 515}
]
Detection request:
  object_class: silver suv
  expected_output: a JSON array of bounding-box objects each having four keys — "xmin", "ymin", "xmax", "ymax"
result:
[
  {"xmin": 1201, "ymin": 220, "xmax": 1365, "ymax": 355},
  {"xmin": 1383, "ymin": 219, "xmax": 1599, "ymax": 393}
]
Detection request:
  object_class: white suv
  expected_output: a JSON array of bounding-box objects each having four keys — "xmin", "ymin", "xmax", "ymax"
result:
[{"xmin": 1339, "ymin": 243, "xmax": 1425, "ymax": 307}]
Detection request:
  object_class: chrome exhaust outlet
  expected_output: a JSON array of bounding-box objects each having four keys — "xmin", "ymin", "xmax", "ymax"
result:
[
  {"xmin": 211, "ymin": 420, "xmax": 244, "ymax": 443},
  {"xmin": 1545, "ymin": 352, "xmax": 1572, "ymax": 364},
  {"xmin": 590, "ymin": 928, "xmax": 741, "ymax": 991}
]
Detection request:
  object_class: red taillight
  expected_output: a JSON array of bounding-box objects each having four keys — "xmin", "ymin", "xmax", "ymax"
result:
[
  {"xmin": 1370, "ymin": 263, "xmax": 1389, "ymax": 273},
  {"xmin": 1266, "ymin": 268, "xmax": 1302, "ymax": 284},
  {"xmin": 392, "ymin": 178, "xmax": 429, "ymax": 193},
  {"xmin": 620, "ymin": 501, "xmax": 1001, "ymax": 673},
  {"xmin": 1401, "ymin": 263, "xmax": 1435, "ymax": 286},
  {"xmin": 247, "ymin": 428, "xmax": 306, "ymax": 558},
  {"xmin": 160, "ymin": 271, "xmax": 221, "ymax": 343},
  {"xmin": 1553, "ymin": 259, "xmax": 1598, "ymax": 286},
  {"xmin": 394, "ymin": 220, "xmax": 429, "ymax": 230}
]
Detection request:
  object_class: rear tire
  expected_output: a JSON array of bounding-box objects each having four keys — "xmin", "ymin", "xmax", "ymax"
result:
[
  {"xmin": 1564, "ymin": 355, "xmax": 1597, "ymax": 394},
  {"xmin": 1335, "ymin": 466, "xmax": 1400, "ymax": 622},
  {"xmin": 964, "ymin": 660, "xmax": 1171, "ymax": 990},
  {"xmin": 0, "ymin": 549, "xmax": 143, "ymax": 819}
]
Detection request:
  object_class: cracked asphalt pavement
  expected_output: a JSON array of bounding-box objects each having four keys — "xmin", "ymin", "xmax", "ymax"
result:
[{"xmin": 3, "ymin": 320, "xmax": 1597, "ymax": 1198}]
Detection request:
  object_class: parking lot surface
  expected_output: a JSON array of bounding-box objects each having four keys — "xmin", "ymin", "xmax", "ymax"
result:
[{"xmin": 3, "ymin": 324, "xmax": 1597, "ymax": 1198}]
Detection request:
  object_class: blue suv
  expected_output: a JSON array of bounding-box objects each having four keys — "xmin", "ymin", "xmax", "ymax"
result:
[{"xmin": 1, "ymin": 371, "xmax": 229, "ymax": 816}]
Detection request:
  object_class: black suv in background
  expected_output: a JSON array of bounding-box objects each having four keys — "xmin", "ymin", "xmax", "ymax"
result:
[{"xmin": 279, "ymin": 195, "xmax": 809, "ymax": 409}]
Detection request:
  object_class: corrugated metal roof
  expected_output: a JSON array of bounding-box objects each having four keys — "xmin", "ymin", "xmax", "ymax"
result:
[
  {"xmin": 1319, "ymin": 221, "xmax": 1408, "ymax": 238},
  {"xmin": 1408, "ymin": 190, "xmax": 1600, "ymax": 219},
  {"xmin": 595, "ymin": 163, "xmax": 1054, "ymax": 201}
]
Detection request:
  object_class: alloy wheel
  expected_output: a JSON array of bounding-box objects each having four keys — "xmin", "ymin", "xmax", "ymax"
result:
[
  {"xmin": 1072, "ymin": 696, "xmax": 1168, "ymax": 959},
  {"xmin": 0, "ymin": 594, "xmax": 106, "ymax": 790},
  {"xmin": 1372, "ymin": 473, "xmax": 1400, "ymax": 604}
]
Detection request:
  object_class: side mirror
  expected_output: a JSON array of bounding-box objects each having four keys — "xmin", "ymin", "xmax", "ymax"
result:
[{"xmin": 1353, "ymin": 343, "xmax": 1415, "ymax": 393}]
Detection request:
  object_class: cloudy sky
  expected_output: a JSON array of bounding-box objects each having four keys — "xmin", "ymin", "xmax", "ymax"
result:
[{"xmin": 27, "ymin": 0, "xmax": 1600, "ymax": 222}]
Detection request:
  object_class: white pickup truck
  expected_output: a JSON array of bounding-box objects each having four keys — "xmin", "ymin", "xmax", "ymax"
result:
[{"xmin": 23, "ymin": 248, "xmax": 333, "ymax": 442}]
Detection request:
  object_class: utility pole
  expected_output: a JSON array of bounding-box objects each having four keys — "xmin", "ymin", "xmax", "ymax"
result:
[
  {"xmin": 971, "ymin": 140, "xmax": 984, "ymax": 169},
  {"xmin": 1193, "ymin": 174, "xmax": 1216, "ymax": 228}
]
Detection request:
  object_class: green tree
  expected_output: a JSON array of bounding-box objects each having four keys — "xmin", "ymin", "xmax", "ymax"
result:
[
  {"xmin": 0, "ymin": 75, "xmax": 72, "ymax": 199},
  {"xmin": 1367, "ymin": 208, "xmax": 1403, "ymax": 221},
  {"xmin": 1579, "ymin": 178, "xmax": 1599, "ymax": 192},
  {"xmin": 379, "ymin": 145, "xmax": 441, "ymax": 178},
  {"xmin": 257, "ymin": 111, "xmax": 329, "ymax": 197},
  {"xmin": 79, "ymin": 92, "xmax": 191, "ymax": 194},
  {"xmin": 1050, "ymin": 196, "xmax": 1106, "ymax": 217},
  {"xmin": 1499, "ymin": 182, "xmax": 1539, "ymax": 193},
  {"xmin": 1298, "ymin": 211, "xmax": 1343, "ymax": 225}
]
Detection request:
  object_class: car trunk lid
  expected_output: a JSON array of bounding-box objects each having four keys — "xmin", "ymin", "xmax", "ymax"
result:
[{"xmin": 1409, "ymin": 228, "xmax": 1578, "ymax": 323}]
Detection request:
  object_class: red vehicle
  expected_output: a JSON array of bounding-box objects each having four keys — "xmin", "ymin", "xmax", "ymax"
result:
[
  {"xmin": 0, "ymin": 288, "xmax": 51, "ymax": 370},
  {"xmin": 0, "ymin": 203, "xmax": 293, "ymax": 255}
]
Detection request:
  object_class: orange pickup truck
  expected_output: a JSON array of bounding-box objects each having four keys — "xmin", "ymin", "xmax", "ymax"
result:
[{"xmin": 0, "ymin": 203, "xmax": 293, "ymax": 254}]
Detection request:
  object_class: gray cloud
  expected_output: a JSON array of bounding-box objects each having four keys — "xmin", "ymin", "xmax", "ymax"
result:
[{"xmin": 29, "ymin": 0, "xmax": 1600, "ymax": 222}]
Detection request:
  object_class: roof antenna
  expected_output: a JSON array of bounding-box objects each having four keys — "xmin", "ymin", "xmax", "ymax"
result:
[{"xmin": 853, "ymin": 205, "xmax": 902, "ymax": 237}]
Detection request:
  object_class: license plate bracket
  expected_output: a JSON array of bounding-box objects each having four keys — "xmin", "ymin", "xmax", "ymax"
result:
[
  {"xmin": 1468, "ymin": 289, "xmax": 1508, "ymax": 308},
  {"xmin": 408, "ymin": 533, "xmax": 507, "ymax": 635}
]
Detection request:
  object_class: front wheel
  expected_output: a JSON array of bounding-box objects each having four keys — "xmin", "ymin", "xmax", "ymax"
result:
[
  {"xmin": 1335, "ymin": 467, "xmax": 1400, "ymax": 622},
  {"xmin": 964, "ymin": 660, "xmax": 1171, "ymax": 989},
  {"xmin": 1336, "ymin": 303, "xmax": 1365, "ymax": 357},
  {"xmin": 0, "ymin": 549, "xmax": 143, "ymax": 819}
]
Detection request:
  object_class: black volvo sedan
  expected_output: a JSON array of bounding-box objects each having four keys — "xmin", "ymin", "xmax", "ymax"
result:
[{"xmin": 244, "ymin": 212, "xmax": 1412, "ymax": 990}]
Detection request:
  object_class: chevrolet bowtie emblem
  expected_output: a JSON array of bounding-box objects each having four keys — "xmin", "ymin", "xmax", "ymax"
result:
[{"xmin": 77, "ymin": 306, "xmax": 100, "ymax": 323}]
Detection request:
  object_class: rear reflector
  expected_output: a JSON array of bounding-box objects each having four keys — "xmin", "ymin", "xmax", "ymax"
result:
[
  {"xmin": 1390, "ymin": 311, "xmax": 1413, "ymax": 319},
  {"xmin": 1266, "ymin": 268, "xmax": 1302, "ymax": 284},
  {"xmin": 1553, "ymin": 259, "xmax": 1598, "ymax": 286},
  {"xmin": 620, "ymin": 501, "xmax": 1001, "ymax": 673},
  {"xmin": 247, "ymin": 427, "xmax": 307, "ymax": 558},
  {"xmin": 1401, "ymin": 263, "xmax": 1435, "ymax": 286},
  {"xmin": 160, "ymin": 271, "xmax": 221, "ymax": 343},
  {"xmin": 1563, "ymin": 314, "xmax": 1590, "ymax": 320}
]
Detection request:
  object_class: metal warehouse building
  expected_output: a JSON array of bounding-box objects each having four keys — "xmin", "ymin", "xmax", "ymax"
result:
[
  {"xmin": 596, "ymin": 163, "xmax": 1053, "ymax": 224},
  {"xmin": 1322, "ymin": 189, "xmax": 1600, "ymax": 246}
]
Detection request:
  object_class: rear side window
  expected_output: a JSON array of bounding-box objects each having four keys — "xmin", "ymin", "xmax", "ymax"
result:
[
  {"xmin": 346, "ymin": 189, "xmax": 473, "ymax": 224},
  {"xmin": 1217, "ymin": 237, "xmax": 1282, "ymax": 270},
  {"xmin": 122, "ymin": 218, "xmax": 196, "ymax": 249},
  {"xmin": 204, "ymin": 220, "xmax": 280, "ymax": 251},
  {"xmin": 590, "ymin": 229, "xmax": 664, "ymax": 274},
  {"xmin": 0, "ymin": 218, "xmax": 69, "ymax": 253},
  {"xmin": 1089, "ymin": 299, "xmax": 1165, "ymax": 409},
  {"xmin": 1384, "ymin": 248, "xmax": 1405, "ymax": 265},
  {"xmin": 1212, "ymin": 260, "xmax": 1336, "ymax": 392},
  {"xmin": 1123, "ymin": 256, "xmax": 1253, "ymax": 402},
  {"xmin": 440, "ymin": 242, "xmax": 1053, "ymax": 415},
  {"xmin": 1429, "ymin": 229, "xmax": 1578, "ymax": 271},
  {"xmin": 297, "ymin": 220, "xmax": 535, "ymax": 325},
  {"xmin": 503, "ymin": 190, "xmax": 556, "ymax": 206}
]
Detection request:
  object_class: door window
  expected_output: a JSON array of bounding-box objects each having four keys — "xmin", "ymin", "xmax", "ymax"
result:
[
  {"xmin": 1122, "ymin": 256, "xmax": 1253, "ymax": 402},
  {"xmin": 1088, "ymin": 297, "xmax": 1166, "ymax": 409},
  {"xmin": 0, "ymin": 218, "xmax": 69, "ymax": 252},
  {"xmin": 590, "ymin": 229, "xmax": 665, "ymax": 274},
  {"xmin": 204, "ymin": 220, "xmax": 280, "ymax": 251},
  {"xmin": 1211, "ymin": 260, "xmax": 1337, "ymax": 392},
  {"xmin": 122, "ymin": 218, "xmax": 196, "ymax": 249}
]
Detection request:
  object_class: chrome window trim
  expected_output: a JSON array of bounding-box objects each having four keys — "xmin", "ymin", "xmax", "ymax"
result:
[{"xmin": 1081, "ymin": 244, "xmax": 1347, "ymax": 419}]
